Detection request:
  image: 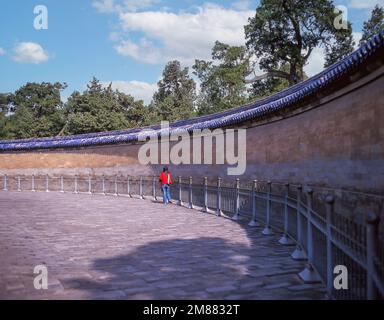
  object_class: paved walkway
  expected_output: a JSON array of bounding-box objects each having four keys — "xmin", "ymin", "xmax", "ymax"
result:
[{"xmin": 0, "ymin": 192, "xmax": 326, "ymax": 300}]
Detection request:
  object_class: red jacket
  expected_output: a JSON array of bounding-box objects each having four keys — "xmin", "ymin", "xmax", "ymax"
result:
[{"xmin": 159, "ymin": 172, "xmax": 173, "ymax": 185}]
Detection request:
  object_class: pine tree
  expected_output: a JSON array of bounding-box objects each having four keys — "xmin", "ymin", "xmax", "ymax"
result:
[
  {"xmin": 193, "ymin": 41, "xmax": 249, "ymax": 115},
  {"xmin": 64, "ymin": 78, "xmax": 147, "ymax": 135},
  {"xmin": 360, "ymin": 5, "xmax": 384, "ymax": 45},
  {"xmin": 244, "ymin": 0, "xmax": 355, "ymax": 85},
  {"xmin": 152, "ymin": 61, "xmax": 196, "ymax": 122},
  {"xmin": 6, "ymin": 82, "xmax": 67, "ymax": 139}
]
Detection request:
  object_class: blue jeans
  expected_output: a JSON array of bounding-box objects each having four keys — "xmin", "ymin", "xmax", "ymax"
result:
[{"xmin": 162, "ymin": 184, "xmax": 171, "ymax": 204}]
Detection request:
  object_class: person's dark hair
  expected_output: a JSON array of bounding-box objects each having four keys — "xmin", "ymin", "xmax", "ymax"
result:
[{"xmin": 163, "ymin": 166, "xmax": 168, "ymax": 172}]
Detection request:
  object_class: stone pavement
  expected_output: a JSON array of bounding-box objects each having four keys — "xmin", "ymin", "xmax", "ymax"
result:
[{"xmin": 0, "ymin": 191, "xmax": 327, "ymax": 300}]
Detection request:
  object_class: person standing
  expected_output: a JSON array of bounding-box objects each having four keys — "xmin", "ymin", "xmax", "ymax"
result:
[{"xmin": 159, "ymin": 167, "xmax": 173, "ymax": 204}]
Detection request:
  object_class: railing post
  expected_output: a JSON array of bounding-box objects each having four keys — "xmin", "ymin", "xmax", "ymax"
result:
[
  {"xmin": 216, "ymin": 177, "xmax": 223, "ymax": 217},
  {"xmin": 3, "ymin": 174, "xmax": 7, "ymax": 191},
  {"xmin": 232, "ymin": 179, "xmax": 241, "ymax": 221},
  {"xmin": 74, "ymin": 175, "xmax": 78, "ymax": 194},
  {"xmin": 202, "ymin": 177, "xmax": 208, "ymax": 212},
  {"xmin": 279, "ymin": 183, "xmax": 294, "ymax": 245},
  {"xmin": 298, "ymin": 187, "xmax": 321, "ymax": 283},
  {"xmin": 102, "ymin": 175, "xmax": 106, "ymax": 195},
  {"xmin": 188, "ymin": 176, "xmax": 193, "ymax": 209},
  {"xmin": 366, "ymin": 212, "xmax": 379, "ymax": 300},
  {"xmin": 291, "ymin": 185, "xmax": 307, "ymax": 260},
  {"xmin": 152, "ymin": 176, "xmax": 157, "ymax": 201},
  {"xmin": 262, "ymin": 181, "xmax": 273, "ymax": 235},
  {"xmin": 45, "ymin": 175, "xmax": 49, "ymax": 192},
  {"xmin": 17, "ymin": 176, "xmax": 21, "ymax": 192},
  {"xmin": 88, "ymin": 175, "xmax": 92, "ymax": 194},
  {"xmin": 325, "ymin": 195, "xmax": 335, "ymax": 298},
  {"xmin": 177, "ymin": 176, "xmax": 182, "ymax": 206},
  {"xmin": 114, "ymin": 175, "xmax": 118, "ymax": 196},
  {"xmin": 249, "ymin": 180, "xmax": 260, "ymax": 227},
  {"xmin": 60, "ymin": 176, "xmax": 64, "ymax": 193},
  {"xmin": 139, "ymin": 176, "xmax": 144, "ymax": 199},
  {"xmin": 127, "ymin": 176, "xmax": 131, "ymax": 198},
  {"xmin": 31, "ymin": 175, "xmax": 36, "ymax": 192}
]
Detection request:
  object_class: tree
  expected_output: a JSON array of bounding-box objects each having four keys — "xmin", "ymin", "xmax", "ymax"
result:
[
  {"xmin": 0, "ymin": 93, "xmax": 9, "ymax": 112},
  {"xmin": 324, "ymin": 21, "xmax": 355, "ymax": 67},
  {"xmin": 63, "ymin": 78, "xmax": 147, "ymax": 135},
  {"xmin": 6, "ymin": 82, "xmax": 67, "ymax": 139},
  {"xmin": 249, "ymin": 64, "xmax": 293, "ymax": 99},
  {"xmin": 152, "ymin": 60, "xmax": 196, "ymax": 122},
  {"xmin": 244, "ymin": 0, "xmax": 355, "ymax": 85},
  {"xmin": 61, "ymin": 77, "xmax": 129, "ymax": 134},
  {"xmin": 0, "ymin": 93, "xmax": 10, "ymax": 139},
  {"xmin": 115, "ymin": 90, "xmax": 150, "ymax": 128},
  {"xmin": 193, "ymin": 41, "xmax": 250, "ymax": 115},
  {"xmin": 360, "ymin": 5, "xmax": 384, "ymax": 45},
  {"xmin": 0, "ymin": 113, "xmax": 7, "ymax": 139}
]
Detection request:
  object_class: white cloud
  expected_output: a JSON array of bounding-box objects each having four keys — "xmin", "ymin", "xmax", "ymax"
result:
[
  {"xmin": 113, "ymin": 4, "xmax": 253, "ymax": 65},
  {"xmin": 304, "ymin": 46, "xmax": 326, "ymax": 77},
  {"xmin": 348, "ymin": 0, "xmax": 383, "ymax": 9},
  {"xmin": 109, "ymin": 31, "xmax": 122, "ymax": 41},
  {"xmin": 93, "ymin": 2, "xmax": 254, "ymax": 65},
  {"xmin": 303, "ymin": 31, "xmax": 365, "ymax": 76},
  {"xmin": 93, "ymin": 0, "xmax": 115, "ymax": 12},
  {"xmin": 115, "ymin": 38, "xmax": 162, "ymax": 64},
  {"xmin": 12, "ymin": 42, "xmax": 49, "ymax": 64},
  {"xmin": 95, "ymin": 2, "xmax": 369, "ymax": 80},
  {"xmin": 121, "ymin": 0, "xmax": 159, "ymax": 12},
  {"xmin": 232, "ymin": 0, "xmax": 252, "ymax": 11},
  {"xmin": 0, "ymin": 47, "xmax": 5, "ymax": 55},
  {"xmin": 303, "ymin": 31, "xmax": 364, "ymax": 77},
  {"xmin": 102, "ymin": 80, "xmax": 157, "ymax": 103},
  {"xmin": 93, "ymin": 0, "xmax": 159, "ymax": 13},
  {"xmin": 353, "ymin": 32, "xmax": 363, "ymax": 47}
]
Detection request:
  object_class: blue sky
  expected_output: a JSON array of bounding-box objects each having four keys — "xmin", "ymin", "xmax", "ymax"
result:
[{"xmin": 0, "ymin": 0, "xmax": 382, "ymax": 104}]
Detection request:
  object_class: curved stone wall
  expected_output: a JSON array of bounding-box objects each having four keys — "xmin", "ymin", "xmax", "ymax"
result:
[{"xmin": 1, "ymin": 32, "xmax": 384, "ymax": 194}]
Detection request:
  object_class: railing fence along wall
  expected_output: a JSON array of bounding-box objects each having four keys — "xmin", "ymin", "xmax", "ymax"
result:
[{"xmin": 1, "ymin": 174, "xmax": 383, "ymax": 300}]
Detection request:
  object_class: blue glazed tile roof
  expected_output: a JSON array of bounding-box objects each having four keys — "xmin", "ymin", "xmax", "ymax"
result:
[{"xmin": 0, "ymin": 31, "xmax": 383, "ymax": 152}]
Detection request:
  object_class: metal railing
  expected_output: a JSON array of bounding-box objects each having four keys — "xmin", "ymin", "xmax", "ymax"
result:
[{"xmin": 1, "ymin": 174, "xmax": 383, "ymax": 300}]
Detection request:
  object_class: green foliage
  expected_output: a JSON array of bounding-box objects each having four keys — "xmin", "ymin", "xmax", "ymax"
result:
[
  {"xmin": 193, "ymin": 41, "xmax": 249, "ymax": 115},
  {"xmin": 250, "ymin": 63, "xmax": 309, "ymax": 99},
  {"xmin": 360, "ymin": 5, "xmax": 384, "ymax": 45},
  {"xmin": 0, "ymin": 110, "xmax": 7, "ymax": 140},
  {"xmin": 64, "ymin": 78, "xmax": 148, "ymax": 135},
  {"xmin": 245, "ymin": 0, "xmax": 354, "ymax": 84},
  {"xmin": 6, "ymin": 82, "xmax": 67, "ymax": 139},
  {"xmin": 152, "ymin": 60, "xmax": 196, "ymax": 121},
  {"xmin": 0, "ymin": 115, "xmax": 6, "ymax": 139},
  {"xmin": 249, "ymin": 75, "xmax": 288, "ymax": 99},
  {"xmin": 0, "ymin": 93, "xmax": 11, "ymax": 139},
  {"xmin": 0, "ymin": 79, "xmax": 150, "ymax": 139},
  {"xmin": 324, "ymin": 21, "xmax": 354, "ymax": 67},
  {"xmin": 0, "ymin": 93, "xmax": 9, "ymax": 111}
]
